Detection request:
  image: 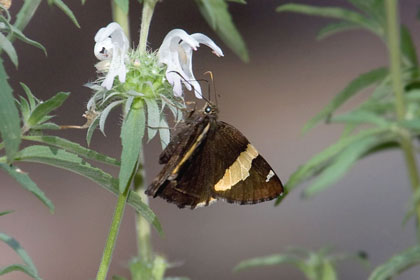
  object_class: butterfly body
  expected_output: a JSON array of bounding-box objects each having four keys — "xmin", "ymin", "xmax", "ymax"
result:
[{"xmin": 146, "ymin": 103, "xmax": 284, "ymax": 209}]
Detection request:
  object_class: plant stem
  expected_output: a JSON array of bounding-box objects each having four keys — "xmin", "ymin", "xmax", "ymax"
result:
[
  {"xmin": 385, "ymin": 0, "xmax": 420, "ymax": 240},
  {"xmin": 138, "ymin": 0, "xmax": 158, "ymax": 54},
  {"xmin": 134, "ymin": 154, "xmax": 152, "ymax": 262},
  {"xmin": 96, "ymin": 188, "xmax": 129, "ymax": 280},
  {"xmin": 112, "ymin": 0, "xmax": 130, "ymax": 40}
]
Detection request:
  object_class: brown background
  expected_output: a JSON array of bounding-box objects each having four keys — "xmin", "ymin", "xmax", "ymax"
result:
[{"xmin": 1, "ymin": 0, "xmax": 420, "ymax": 279}]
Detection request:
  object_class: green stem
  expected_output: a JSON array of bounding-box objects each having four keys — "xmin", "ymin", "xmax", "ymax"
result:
[
  {"xmin": 112, "ymin": 0, "xmax": 130, "ymax": 40},
  {"xmin": 96, "ymin": 188, "xmax": 129, "ymax": 280},
  {"xmin": 138, "ymin": 0, "xmax": 158, "ymax": 54},
  {"xmin": 385, "ymin": 0, "xmax": 420, "ymax": 240},
  {"xmin": 134, "ymin": 153, "xmax": 152, "ymax": 262}
]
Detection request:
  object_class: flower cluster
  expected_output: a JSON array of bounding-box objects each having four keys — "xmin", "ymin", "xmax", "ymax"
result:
[{"xmin": 87, "ymin": 22, "xmax": 223, "ymax": 144}]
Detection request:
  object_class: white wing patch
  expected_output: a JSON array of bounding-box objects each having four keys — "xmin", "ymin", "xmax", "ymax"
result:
[
  {"xmin": 265, "ymin": 170, "xmax": 275, "ymax": 182},
  {"xmin": 214, "ymin": 144, "xmax": 259, "ymax": 191}
]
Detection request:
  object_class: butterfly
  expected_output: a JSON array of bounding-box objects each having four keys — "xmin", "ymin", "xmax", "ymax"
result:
[{"xmin": 145, "ymin": 103, "xmax": 284, "ymax": 209}]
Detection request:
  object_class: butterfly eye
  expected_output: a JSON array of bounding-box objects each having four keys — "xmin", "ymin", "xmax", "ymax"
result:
[{"xmin": 205, "ymin": 106, "xmax": 212, "ymax": 114}]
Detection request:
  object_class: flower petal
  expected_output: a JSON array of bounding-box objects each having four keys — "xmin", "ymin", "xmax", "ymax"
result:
[{"xmin": 190, "ymin": 33, "xmax": 224, "ymax": 57}]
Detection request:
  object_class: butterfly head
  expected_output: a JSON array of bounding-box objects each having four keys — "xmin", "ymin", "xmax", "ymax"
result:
[{"xmin": 203, "ymin": 103, "xmax": 218, "ymax": 116}]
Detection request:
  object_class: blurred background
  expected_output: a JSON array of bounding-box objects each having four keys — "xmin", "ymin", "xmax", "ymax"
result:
[{"xmin": 1, "ymin": 0, "xmax": 420, "ymax": 279}]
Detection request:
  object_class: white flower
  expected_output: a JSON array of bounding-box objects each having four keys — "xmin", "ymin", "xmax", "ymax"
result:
[
  {"xmin": 158, "ymin": 29, "xmax": 223, "ymax": 98},
  {"xmin": 94, "ymin": 22, "xmax": 129, "ymax": 90}
]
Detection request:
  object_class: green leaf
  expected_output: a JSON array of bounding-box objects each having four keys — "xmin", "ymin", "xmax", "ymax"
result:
[
  {"xmin": 0, "ymin": 32, "xmax": 18, "ymax": 67},
  {"xmin": 99, "ymin": 100, "xmax": 124, "ymax": 134},
  {"xmin": 0, "ymin": 163, "xmax": 54, "ymax": 212},
  {"xmin": 196, "ymin": 0, "xmax": 249, "ymax": 62},
  {"xmin": 276, "ymin": 4, "xmax": 380, "ymax": 35},
  {"xmin": 284, "ymin": 127, "xmax": 388, "ymax": 194},
  {"xmin": 119, "ymin": 104, "xmax": 145, "ymax": 193},
  {"xmin": 0, "ymin": 232, "xmax": 40, "ymax": 279},
  {"xmin": 234, "ymin": 254, "xmax": 300, "ymax": 272},
  {"xmin": 86, "ymin": 116, "xmax": 99, "ymax": 146},
  {"xmin": 145, "ymin": 98, "xmax": 160, "ymax": 142},
  {"xmin": 227, "ymin": 0, "xmax": 246, "ymax": 3},
  {"xmin": 22, "ymin": 135, "xmax": 120, "ymax": 166},
  {"xmin": 317, "ymin": 21, "xmax": 361, "ymax": 40},
  {"xmin": 20, "ymin": 83, "xmax": 38, "ymax": 110},
  {"xmin": 0, "ymin": 264, "xmax": 40, "ymax": 279},
  {"xmin": 112, "ymin": 276, "xmax": 127, "ymax": 280},
  {"xmin": 303, "ymin": 67, "xmax": 388, "ymax": 132},
  {"xmin": 0, "ymin": 59, "xmax": 21, "ymax": 162},
  {"xmin": 14, "ymin": 145, "xmax": 162, "ymax": 234},
  {"xmin": 48, "ymin": 0, "xmax": 80, "ymax": 28},
  {"xmin": 113, "ymin": 0, "xmax": 129, "ymax": 14},
  {"xmin": 400, "ymin": 25, "xmax": 418, "ymax": 69},
  {"xmin": 329, "ymin": 110, "xmax": 389, "ymax": 126},
  {"xmin": 31, "ymin": 122, "xmax": 61, "ymax": 130},
  {"xmin": 303, "ymin": 135, "xmax": 391, "ymax": 198},
  {"xmin": 27, "ymin": 92, "xmax": 69, "ymax": 127},
  {"xmin": 399, "ymin": 119, "xmax": 420, "ymax": 131},
  {"xmin": 0, "ymin": 210, "xmax": 14, "ymax": 216},
  {"xmin": 368, "ymin": 246, "xmax": 420, "ymax": 280},
  {"xmin": 159, "ymin": 117, "xmax": 170, "ymax": 150}
]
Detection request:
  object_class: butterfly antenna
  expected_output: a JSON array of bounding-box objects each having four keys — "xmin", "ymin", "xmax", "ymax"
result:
[
  {"xmin": 204, "ymin": 71, "xmax": 218, "ymax": 106},
  {"xmin": 167, "ymin": 71, "xmax": 211, "ymax": 103}
]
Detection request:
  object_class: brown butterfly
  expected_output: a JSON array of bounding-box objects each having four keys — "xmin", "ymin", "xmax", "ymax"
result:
[{"xmin": 146, "ymin": 103, "xmax": 284, "ymax": 209}]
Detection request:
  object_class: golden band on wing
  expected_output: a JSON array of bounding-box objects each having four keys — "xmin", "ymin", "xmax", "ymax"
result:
[{"xmin": 214, "ymin": 144, "xmax": 259, "ymax": 191}]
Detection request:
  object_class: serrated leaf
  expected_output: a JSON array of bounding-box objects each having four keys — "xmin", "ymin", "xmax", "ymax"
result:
[
  {"xmin": 234, "ymin": 254, "xmax": 300, "ymax": 272},
  {"xmin": 276, "ymin": 4, "xmax": 380, "ymax": 35},
  {"xmin": 0, "ymin": 32, "xmax": 18, "ymax": 67},
  {"xmin": 23, "ymin": 135, "xmax": 120, "ymax": 166},
  {"xmin": 48, "ymin": 0, "xmax": 80, "ymax": 28},
  {"xmin": 14, "ymin": 145, "xmax": 162, "ymax": 233},
  {"xmin": 0, "ymin": 232, "xmax": 40, "ymax": 279},
  {"xmin": 99, "ymin": 100, "xmax": 124, "ymax": 134},
  {"xmin": 0, "ymin": 59, "xmax": 21, "ymax": 162},
  {"xmin": 27, "ymin": 92, "xmax": 69, "ymax": 127},
  {"xmin": 329, "ymin": 110, "xmax": 389, "ymax": 126},
  {"xmin": 0, "ymin": 210, "xmax": 13, "ymax": 216},
  {"xmin": 145, "ymin": 98, "xmax": 160, "ymax": 142},
  {"xmin": 303, "ymin": 67, "xmax": 387, "ymax": 132},
  {"xmin": 317, "ymin": 21, "xmax": 361, "ymax": 40},
  {"xmin": 303, "ymin": 134, "xmax": 393, "ymax": 198},
  {"xmin": 368, "ymin": 246, "xmax": 420, "ymax": 280},
  {"xmin": 0, "ymin": 163, "xmax": 54, "ymax": 212},
  {"xmin": 196, "ymin": 0, "xmax": 249, "ymax": 62},
  {"xmin": 119, "ymin": 105, "xmax": 145, "ymax": 193},
  {"xmin": 114, "ymin": 0, "xmax": 129, "ymax": 14}
]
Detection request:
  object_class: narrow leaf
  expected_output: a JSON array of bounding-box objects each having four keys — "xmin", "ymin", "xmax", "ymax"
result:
[
  {"xmin": 0, "ymin": 210, "xmax": 13, "ymax": 216},
  {"xmin": 0, "ymin": 232, "xmax": 40, "ymax": 277},
  {"xmin": 86, "ymin": 116, "xmax": 99, "ymax": 146},
  {"xmin": 235, "ymin": 254, "xmax": 300, "ymax": 272},
  {"xmin": 303, "ymin": 135, "xmax": 389, "ymax": 198},
  {"xmin": 22, "ymin": 135, "xmax": 120, "ymax": 166},
  {"xmin": 27, "ymin": 92, "xmax": 69, "ymax": 126},
  {"xmin": 303, "ymin": 67, "xmax": 387, "ymax": 132},
  {"xmin": 0, "ymin": 59, "xmax": 21, "ymax": 162},
  {"xmin": 0, "ymin": 32, "xmax": 18, "ymax": 67},
  {"xmin": 0, "ymin": 163, "xmax": 54, "ymax": 212},
  {"xmin": 19, "ymin": 83, "xmax": 38, "ymax": 110},
  {"xmin": 0, "ymin": 264, "xmax": 40, "ymax": 279},
  {"xmin": 329, "ymin": 110, "xmax": 389, "ymax": 126},
  {"xmin": 99, "ymin": 100, "xmax": 124, "ymax": 134},
  {"xmin": 145, "ymin": 98, "xmax": 160, "ymax": 142},
  {"xmin": 400, "ymin": 25, "xmax": 418, "ymax": 68},
  {"xmin": 5, "ymin": 22, "xmax": 46, "ymax": 55},
  {"xmin": 49, "ymin": 0, "xmax": 80, "ymax": 28},
  {"xmin": 14, "ymin": 145, "xmax": 162, "ymax": 233},
  {"xmin": 119, "ymin": 105, "xmax": 145, "ymax": 193},
  {"xmin": 159, "ymin": 117, "xmax": 170, "ymax": 149},
  {"xmin": 196, "ymin": 0, "xmax": 249, "ymax": 62},
  {"xmin": 276, "ymin": 4, "xmax": 379, "ymax": 34},
  {"xmin": 368, "ymin": 246, "xmax": 420, "ymax": 280},
  {"xmin": 317, "ymin": 21, "xmax": 361, "ymax": 40}
]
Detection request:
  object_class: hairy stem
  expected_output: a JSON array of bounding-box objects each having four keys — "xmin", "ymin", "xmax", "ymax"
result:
[
  {"xmin": 385, "ymin": 0, "xmax": 420, "ymax": 240},
  {"xmin": 96, "ymin": 188, "xmax": 129, "ymax": 280},
  {"xmin": 134, "ymin": 155, "xmax": 152, "ymax": 262},
  {"xmin": 138, "ymin": 0, "xmax": 158, "ymax": 54}
]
